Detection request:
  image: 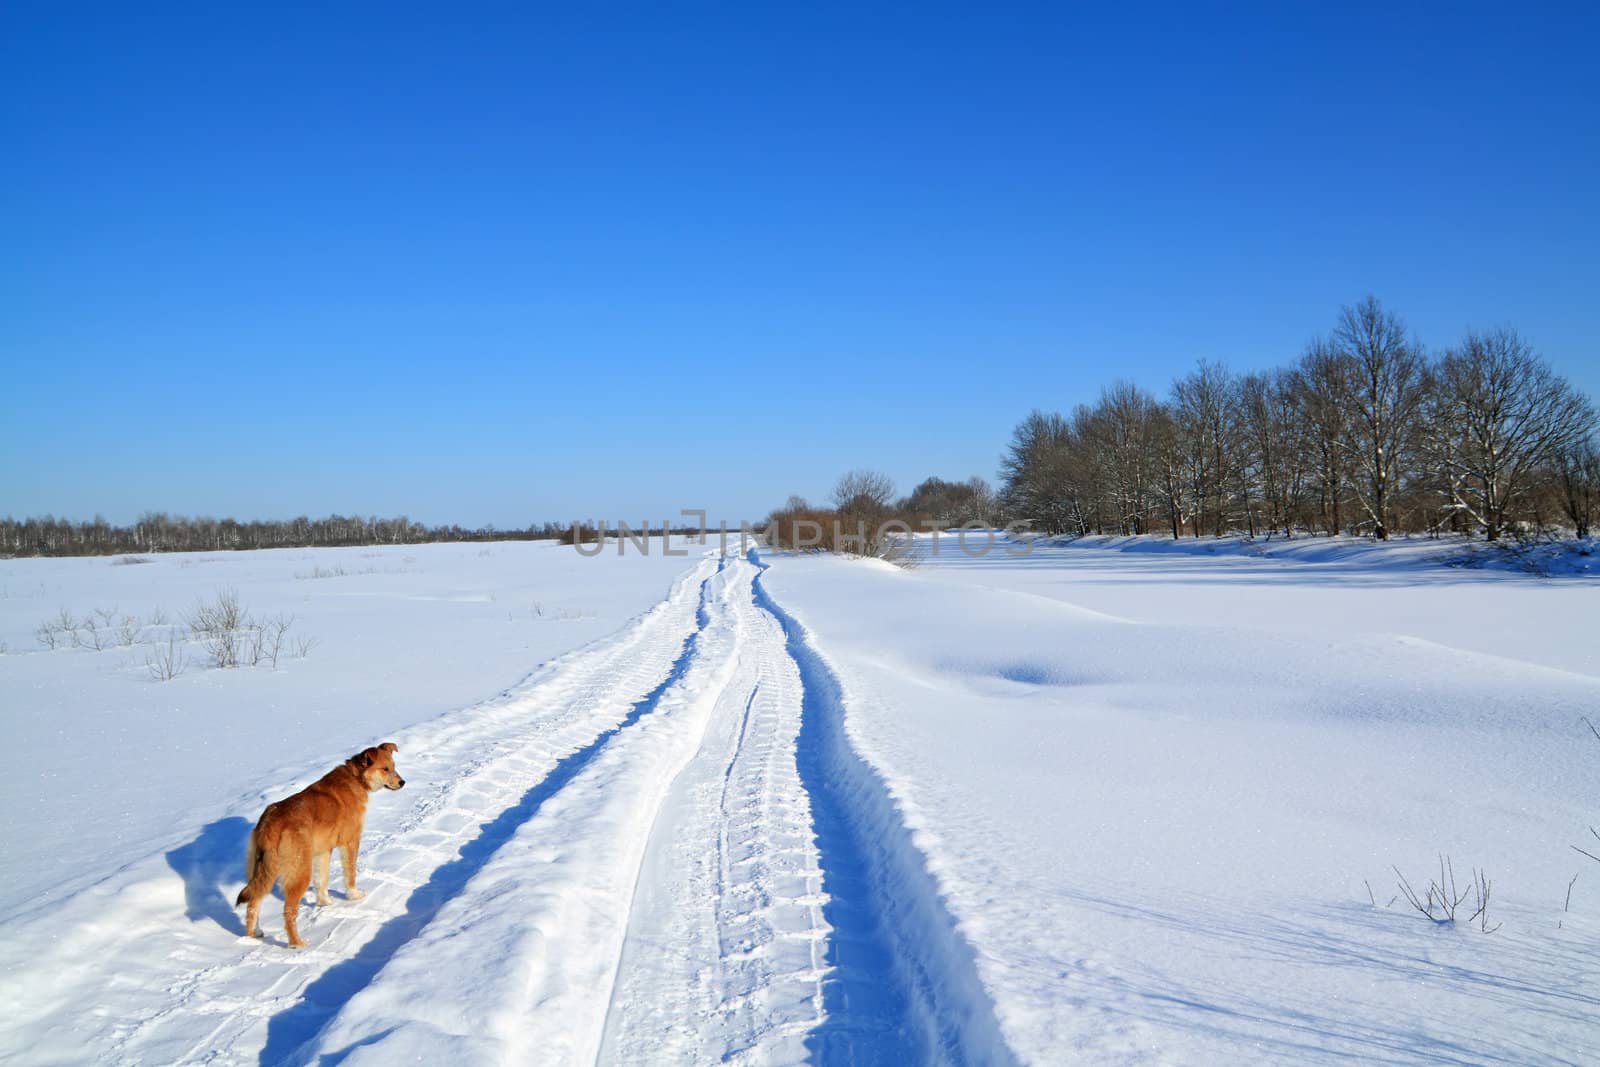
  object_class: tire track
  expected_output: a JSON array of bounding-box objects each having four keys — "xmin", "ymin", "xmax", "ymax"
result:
[
  {"xmin": 598, "ymin": 558, "xmax": 827, "ymax": 1064},
  {"xmin": 302, "ymin": 557, "xmax": 748, "ymax": 1065},
  {"xmin": 600, "ymin": 550, "xmax": 1018, "ymax": 1065},
  {"xmin": 750, "ymin": 550, "xmax": 1020, "ymax": 1067}
]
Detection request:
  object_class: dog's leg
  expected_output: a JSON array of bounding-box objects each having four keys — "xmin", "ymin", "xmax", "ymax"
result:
[
  {"xmin": 314, "ymin": 851, "xmax": 332, "ymax": 906},
  {"xmin": 244, "ymin": 897, "xmax": 263, "ymax": 939},
  {"xmin": 282, "ymin": 860, "xmax": 311, "ymax": 948},
  {"xmin": 341, "ymin": 839, "xmax": 365, "ymax": 901}
]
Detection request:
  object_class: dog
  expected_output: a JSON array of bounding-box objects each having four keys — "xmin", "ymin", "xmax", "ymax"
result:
[{"xmin": 235, "ymin": 742, "xmax": 405, "ymax": 947}]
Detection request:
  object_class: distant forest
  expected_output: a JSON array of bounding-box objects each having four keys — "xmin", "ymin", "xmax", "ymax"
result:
[{"xmin": 0, "ymin": 514, "xmax": 605, "ymax": 558}]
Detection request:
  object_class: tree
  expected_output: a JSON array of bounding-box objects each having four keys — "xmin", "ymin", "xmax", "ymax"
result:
[
  {"xmin": 1238, "ymin": 369, "xmax": 1303, "ymax": 538},
  {"xmin": 1000, "ymin": 410, "xmax": 1079, "ymax": 535},
  {"xmin": 1427, "ymin": 328, "xmax": 1597, "ymax": 540},
  {"xmin": 1094, "ymin": 381, "xmax": 1163, "ymax": 535},
  {"xmin": 902, "ymin": 476, "xmax": 998, "ymax": 528},
  {"xmin": 1170, "ymin": 361, "xmax": 1238, "ymax": 536},
  {"xmin": 1287, "ymin": 341, "xmax": 1352, "ymax": 535},
  {"xmin": 1332, "ymin": 296, "xmax": 1425, "ymax": 539},
  {"xmin": 831, "ymin": 469, "xmax": 898, "ymax": 555},
  {"xmin": 1552, "ymin": 438, "xmax": 1600, "ymax": 540}
]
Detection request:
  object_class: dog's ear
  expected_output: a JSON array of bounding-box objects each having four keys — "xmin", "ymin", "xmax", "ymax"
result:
[
  {"xmin": 379, "ymin": 742, "xmax": 398, "ymax": 754},
  {"xmin": 353, "ymin": 750, "xmax": 373, "ymax": 769}
]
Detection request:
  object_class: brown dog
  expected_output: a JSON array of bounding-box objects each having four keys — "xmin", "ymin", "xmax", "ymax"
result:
[{"xmin": 236, "ymin": 742, "xmax": 405, "ymax": 947}]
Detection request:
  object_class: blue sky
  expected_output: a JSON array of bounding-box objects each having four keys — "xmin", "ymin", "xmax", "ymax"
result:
[{"xmin": 4, "ymin": 3, "xmax": 1597, "ymax": 527}]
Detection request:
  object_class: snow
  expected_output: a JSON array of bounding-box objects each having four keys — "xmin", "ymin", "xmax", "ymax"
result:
[
  {"xmin": 0, "ymin": 540, "xmax": 703, "ymax": 919},
  {"xmin": 0, "ymin": 534, "xmax": 1596, "ymax": 1064},
  {"xmin": 763, "ymin": 535, "xmax": 1600, "ymax": 1063}
]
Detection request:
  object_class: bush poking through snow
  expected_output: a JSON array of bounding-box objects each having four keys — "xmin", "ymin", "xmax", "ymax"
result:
[
  {"xmin": 79, "ymin": 616, "xmax": 106, "ymax": 651},
  {"xmin": 188, "ymin": 592, "xmax": 305, "ymax": 669},
  {"xmin": 35, "ymin": 619, "xmax": 61, "ymax": 650},
  {"xmin": 36, "ymin": 607, "xmax": 157, "ymax": 653},
  {"xmin": 186, "ymin": 587, "xmax": 244, "ymax": 639},
  {"xmin": 146, "ymin": 632, "xmax": 187, "ymax": 682},
  {"xmin": 1392, "ymin": 855, "xmax": 1499, "ymax": 931}
]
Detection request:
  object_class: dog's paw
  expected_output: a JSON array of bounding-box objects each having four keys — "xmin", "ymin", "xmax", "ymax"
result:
[
  {"xmin": 316, "ymin": 896, "xmax": 333, "ymax": 907},
  {"xmin": 346, "ymin": 887, "xmax": 366, "ymax": 901}
]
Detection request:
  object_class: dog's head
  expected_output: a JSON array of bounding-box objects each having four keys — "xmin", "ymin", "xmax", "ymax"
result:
[{"xmin": 350, "ymin": 742, "xmax": 405, "ymax": 791}]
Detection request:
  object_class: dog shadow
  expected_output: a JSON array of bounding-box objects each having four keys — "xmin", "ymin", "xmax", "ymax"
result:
[{"xmin": 165, "ymin": 815, "xmax": 252, "ymax": 936}]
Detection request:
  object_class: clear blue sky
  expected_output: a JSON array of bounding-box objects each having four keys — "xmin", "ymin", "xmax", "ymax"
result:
[{"xmin": 4, "ymin": 2, "xmax": 1597, "ymax": 527}]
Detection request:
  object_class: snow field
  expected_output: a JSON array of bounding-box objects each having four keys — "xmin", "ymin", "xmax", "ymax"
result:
[{"xmin": 2, "ymin": 535, "xmax": 1595, "ymax": 1065}]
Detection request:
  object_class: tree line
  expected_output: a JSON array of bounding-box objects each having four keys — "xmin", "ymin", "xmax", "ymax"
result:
[
  {"xmin": 1000, "ymin": 297, "xmax": 1598, "ymax": 541},
  {"xmin": 765, "ymin": 471, "xmax": 1001, "ymax": 555},
  {"xmin": 0, "ymin": 513, "xmax": 589, "ymax": 557}
]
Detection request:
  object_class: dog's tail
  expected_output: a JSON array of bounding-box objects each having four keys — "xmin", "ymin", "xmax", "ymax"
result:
[{"xmin": 235, "ymin": 828, "xmax": 273, "ymax": 906}]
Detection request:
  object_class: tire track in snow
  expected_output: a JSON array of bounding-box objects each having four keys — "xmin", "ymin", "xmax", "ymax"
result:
[
  {"xmin": 257, "ymin": 561, "xmax": 722, "ymax": 1066},
  {"xmin": 597, "ymin": 559, "xmax": 828, "ymax": 1064},
  {"xmin": 62, "ymin": 555, "xmax": 722, "ymax": 1066},
  {"xmin": 749, "ymin": 549, "xmax": 1020, "ymax": 1066},
  {"xmin": 301, "ymin": 557, "xmax": 750, "ymax": 1065},
  {"xmin": 599, "ymin": 550, "xmax": 1018, "ymax": 1065}
]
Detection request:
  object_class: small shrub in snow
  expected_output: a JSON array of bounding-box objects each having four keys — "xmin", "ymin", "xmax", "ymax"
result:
[
  {"xmin": 111, "ymin": 556, "xmax": 150, "ymax": 566},
  {"xmin": 146, "ymin": 632, "xmax": 187, "ymax": 682},
  {"xmin": 202, "ymin": 627, "xmax": 240, "ymax": 668},
  {"xmin": 117, "ymin": 614, "xmax": 142, "ymax": 647},
  {"xmin": 186, "ymin": 587, "xmax": 244, "ymax": 638},
  {"xmin": 1392, "ymin": 855, "xmax": 1499, "ymax": 932},
  {"xmin": 243, "ymin": 613, "xmax": 296, "ymax": 668},
  {"xmin": 35, "ymin": 620, "xmax": 61, "ymax": 650},
  {"xmin": 79, "ymin": 616, "xmax": 106, "ymax": 651},
  {"xmin": 183, "ymin": 589, "xmax": 309, "ymax": 669}
]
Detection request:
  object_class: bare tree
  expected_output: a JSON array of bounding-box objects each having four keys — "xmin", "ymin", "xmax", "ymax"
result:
[
  {"xmin": 1288, "ymin": 341, "xmax": 1352, "ymax": 535},
  {"xmin": 1427, "ymin": 328, "xmax": 1597, "ymax": 540},
  {"xmin": 1001, "ymin": 411, "xmax": 1080, "ymax": 535},
  {"xmin": 1171, "ymin": 361, "xmax": 1238, "ymax": 536},
  {"xmin": 1150, "ymin": 405, "xmax": 1191, "ymax": 539},
  {"xmin": 1332, "ymin": 296, "xmax": 1426, "ymax": 539},
  {"xmin": 1552, "ymin": 437, "xmax": 1599, "ymax": 539},
  {"xmin": 1095, "ymin": 381, "xmax": 1163, "ymax": 535},
  {"xmin": 1239, "ymin": 369, "xmax": 1305, "ymax": 538},
  {"xmin": 831, "ymin": 469, "xmax": 895, "ymax": 512},
  {"xmin": 831, "ymin": 469, "xmax": 898, "ymax": 556},
  {"xmin": 902, "ymin": 476, "xmax": 998, "ymax": 528}
]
